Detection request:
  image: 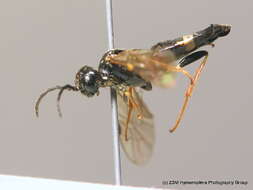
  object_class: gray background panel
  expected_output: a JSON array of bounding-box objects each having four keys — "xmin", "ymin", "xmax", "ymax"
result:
[{"xmin": 0, "ymin": 0, "xmax": 251, "ymax": 189}]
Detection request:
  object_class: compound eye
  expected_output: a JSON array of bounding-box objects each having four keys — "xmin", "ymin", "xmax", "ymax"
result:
[
  {"xmin": 82, "ymin": 70, "xmax": 100, "ymax": 97},
  {"xmin": 75, "ymin": 66, "xmax": 102, "ymax": 97}
]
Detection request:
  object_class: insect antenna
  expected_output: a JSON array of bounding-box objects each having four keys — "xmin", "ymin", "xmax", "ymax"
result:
[
  {"xmin": 35, "ymin": 85, "xmax": 78, "ymax": 117},
  {"xmin": 57, "ymin": 85, "xmax": 78, "ymax": 117},
  {"xmin": 35, "ymin": 86, "xmax": 62, "ymax": 117}
]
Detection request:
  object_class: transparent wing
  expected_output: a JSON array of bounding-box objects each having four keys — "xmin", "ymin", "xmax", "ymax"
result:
[
  {"xmin": 109, "ymin": 49, "xmax": 178, "ymax": 88},
  {"xmin": 117, "ymin": 88, "xmax": 155, "ymax": 165}
]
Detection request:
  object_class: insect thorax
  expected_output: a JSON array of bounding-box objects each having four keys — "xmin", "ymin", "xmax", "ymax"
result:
[{"xmin": 98, "ymin": 50, "xmax": 151, "ymax": 90}]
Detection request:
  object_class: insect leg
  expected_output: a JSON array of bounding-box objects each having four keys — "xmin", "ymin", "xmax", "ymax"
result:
[
  {"xmin": 125, "ymin": 99, "xmax": 133, "ymax": 141},
  {"xmin": 124, "ymin": 88, "xmax": 143, "ymax": 119},
  {"xmin": 123, "ymin": 87, "xmax": 144, "ymax": 141},
  {"xmin": 184, "ymin": 51, "xmax": 209, "ymax": 96},
  {"xmin": 170, "ymin": 51, "xmax": 208, "ymax": 133}
]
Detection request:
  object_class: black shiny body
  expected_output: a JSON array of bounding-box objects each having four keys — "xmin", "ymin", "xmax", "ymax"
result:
[
  {"xmin": 35, "ymin": 24, "xmax": 231, "ymax": 118},
  {"xmin": 37, "ymin": 24, "xmax": 231, "ymax": 100},
  {"xmin": 35, "ymin": 24, "xmax": 231, "ymax": 164},
  {"xmin": 92, "ymin": 24, "xmax": 231, "ymax": 95},
  {"xmin": 151, "ymin": 24, "xmax": 231, "ymax": 59},
  {"xmin": 98, "ymin": 49, "xmax": 152, "ymax": 91}
]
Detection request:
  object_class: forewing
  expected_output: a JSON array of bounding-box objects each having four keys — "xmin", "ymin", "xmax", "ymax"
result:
[
  {"xmin": 110, "ymin": 49, "xmax": 177, "ymax": 88},
  {"xmin": 117, "ymin": 88, "xmax": 155, "ymax": 165}
]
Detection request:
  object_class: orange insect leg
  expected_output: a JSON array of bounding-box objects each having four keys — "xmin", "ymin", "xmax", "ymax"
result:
[{"xmin": 170, "ymin": 55, "xmax": 208, "ymax": 133}]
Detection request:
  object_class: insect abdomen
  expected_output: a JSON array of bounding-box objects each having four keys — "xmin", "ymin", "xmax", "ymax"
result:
[{"xmin": 151, "ymin": 35, "xmax": 198, "ymax": 61}]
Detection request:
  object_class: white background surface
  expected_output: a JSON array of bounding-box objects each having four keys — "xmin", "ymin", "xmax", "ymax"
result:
[{"xmin": 0, "ymin": 175, "xmax": 164, "ymax": 190}]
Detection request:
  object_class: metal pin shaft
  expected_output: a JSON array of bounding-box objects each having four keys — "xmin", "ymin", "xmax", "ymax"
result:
[{"xmin": 105, "ymin": 0, "xmax": 122, "ymax": 185}]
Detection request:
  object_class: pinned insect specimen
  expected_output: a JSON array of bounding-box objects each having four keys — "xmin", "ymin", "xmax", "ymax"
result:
[{"xmin": 35, "ymin": 24, "xmax": 231, "ymax": 164}]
